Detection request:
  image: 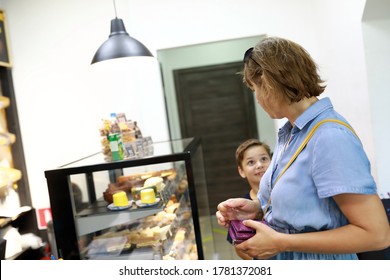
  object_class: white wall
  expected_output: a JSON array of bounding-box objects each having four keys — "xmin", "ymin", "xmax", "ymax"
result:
[
  {"xmin": 0, "ymin": 0, "xmax": 388, "ymax": 210},
  {"xmin": 362, "ymin": 0, "xmax": 390, "ymax": 198}
]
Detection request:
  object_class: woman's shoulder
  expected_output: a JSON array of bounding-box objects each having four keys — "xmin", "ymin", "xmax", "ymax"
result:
[{"xmin": 310, "ymin": 117, "xmax": 359, "ymax": 145}]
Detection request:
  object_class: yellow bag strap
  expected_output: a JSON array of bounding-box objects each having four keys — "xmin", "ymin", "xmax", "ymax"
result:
[{"xmin": 262, "ymin": 119, "xmax": 358, "ymax": 219}]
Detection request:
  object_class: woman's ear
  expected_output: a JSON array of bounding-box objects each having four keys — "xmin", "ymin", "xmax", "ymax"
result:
[{"xmin": 238, "ymin": 166, "xmax": 246, "ymax": 179}]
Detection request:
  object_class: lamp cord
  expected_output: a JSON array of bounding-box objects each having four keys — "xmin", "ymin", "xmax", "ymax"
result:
[{"xmin": 113, "ymin": 0, "xmax": 117, "ymax": 18}]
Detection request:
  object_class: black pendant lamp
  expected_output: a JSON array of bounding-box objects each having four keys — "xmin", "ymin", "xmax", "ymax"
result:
[{"xmin": 91, "ymin": 1, "xmax": 153, "ymax": 64}]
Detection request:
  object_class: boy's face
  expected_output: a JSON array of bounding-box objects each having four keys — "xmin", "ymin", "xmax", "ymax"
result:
[{"xmin": 238, "ymin": 145, "xmax": 271, "ymax": 186}]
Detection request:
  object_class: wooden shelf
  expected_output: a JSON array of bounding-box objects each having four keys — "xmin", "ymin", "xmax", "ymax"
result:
[
  {"xmin": 1, "ymin": 55, "xmax": 37, "ymax": 259},
  {"xmin": 0, "ymin": 132, "xmax": 15, "ymax": 146},
  {"xmin": 0, "ymin": 96, "xmax": 10, "ymax": 109},
  {"xmin": 0, "ymin": 166, "xmax": 22, "ymax": 189}
]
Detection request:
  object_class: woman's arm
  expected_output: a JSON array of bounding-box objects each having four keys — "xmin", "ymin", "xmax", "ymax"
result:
[
  {"xmin": 283, "ymin": 194, "xmax": 390, "ymax": 253},
  {"xmin": 238, "ymin": 194, "xmax": 390, "ymax": 259},
  {"xmin": 282, "ymin": 194, "xmax": 390, "ymax": 254}
]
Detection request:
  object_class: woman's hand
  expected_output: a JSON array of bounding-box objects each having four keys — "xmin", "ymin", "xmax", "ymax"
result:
[
  {"xmin": 216, "ymin": 198, "xmax": 260, "ymax": 228},
  {"xmin": 235, "ymin": 220, "xmax": 284, "ymax": 259}
]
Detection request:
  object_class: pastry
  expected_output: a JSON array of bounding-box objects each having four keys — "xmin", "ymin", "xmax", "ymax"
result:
[
  {"xmin": 112, "ymin": 191, "xmax": 129, "ymax": 207},
  {"xmin": 140, "ymin": 189, "xmax": 156, "ymax": 204},
  {"xmin": 117, "ymin": 168, "xmax": 175, "ymax": 184},
  {"xmin": 165, "ymin": 202, "xmax": 179, "ymax": 214},
  {"xmin": 143, "ymin": 176, "xmax": 164, "ymax": 191},
  {"xmin": 103, "ymin": 181, "xmax": 133, "ymax": 204}
]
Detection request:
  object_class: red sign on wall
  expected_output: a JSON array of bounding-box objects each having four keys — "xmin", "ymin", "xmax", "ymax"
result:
[{"xmin": 36, "ymin": 208, "xmax": 52, "ymax": 229}]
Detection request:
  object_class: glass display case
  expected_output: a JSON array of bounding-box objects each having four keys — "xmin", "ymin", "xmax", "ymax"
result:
[{"xmin": 44, "ymin": 138, "xmax": 214, "ymax": 260}]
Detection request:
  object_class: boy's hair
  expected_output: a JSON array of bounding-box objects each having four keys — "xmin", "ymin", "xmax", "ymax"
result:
[{"xmin": 235, "ymin": 139, "xmax": 271, "ymax": 168}]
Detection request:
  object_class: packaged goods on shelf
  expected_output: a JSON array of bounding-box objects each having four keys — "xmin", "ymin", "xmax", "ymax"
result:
[
  {"xmin": 99, "ymin": 113, "xmax": 153, "ymax": 161},
  {"xmin": 108, "ymin": 133, "xmax": 124, "ymax": 161}
]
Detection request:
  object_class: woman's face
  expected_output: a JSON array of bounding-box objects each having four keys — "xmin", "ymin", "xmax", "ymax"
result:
[
  {"xmin": 238, "ymin": 145, "xmax": 271, "ymax": 187},
  {"xmin": 252, "ymin": 82, "xmax": 287, "ymax": 119}
]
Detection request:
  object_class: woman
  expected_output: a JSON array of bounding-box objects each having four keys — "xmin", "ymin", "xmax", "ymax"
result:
[{"xmin": 216, "ymin": 36, "xmax": 390, "ymax": 260}]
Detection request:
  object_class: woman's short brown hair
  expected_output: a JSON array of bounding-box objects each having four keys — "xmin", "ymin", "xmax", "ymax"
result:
[{"xmin": 243, "ymin": 37, "xmax": 326, "ymax": 103}]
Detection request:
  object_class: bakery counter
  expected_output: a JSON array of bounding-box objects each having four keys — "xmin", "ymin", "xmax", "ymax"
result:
[{"xmin": 45, "ymin": 138, "xmax": 215, "ymax": 259}]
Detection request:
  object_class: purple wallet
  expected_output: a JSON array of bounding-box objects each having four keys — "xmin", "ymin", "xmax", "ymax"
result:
[{"xmin": 228, "ymin": 220, "xmax": 257, "ymax": 245}]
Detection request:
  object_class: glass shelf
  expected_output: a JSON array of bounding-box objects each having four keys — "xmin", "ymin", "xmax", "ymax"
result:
[{"xmin": 75, "ymin": 198, "xmax": 164, "ymax": 236}]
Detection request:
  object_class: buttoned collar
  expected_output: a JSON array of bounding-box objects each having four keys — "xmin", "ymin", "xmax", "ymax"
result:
[{"xmin": 278, "ymin": 97, "xmax": 333, "ymax": 136}]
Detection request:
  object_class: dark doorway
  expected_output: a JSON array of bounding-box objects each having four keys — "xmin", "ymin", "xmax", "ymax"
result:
[{"xmin": 174, "ymin": 61, "xmax": 258, "ymax": 214}]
